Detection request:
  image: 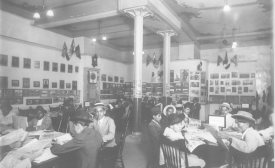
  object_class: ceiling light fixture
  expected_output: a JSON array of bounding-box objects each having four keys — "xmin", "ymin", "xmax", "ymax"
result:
[
  {"xmin": 33, "ymin": 12, "xmax": 40, "ymax": 19},
  {"xmin": 232, "ymin": 28, "xmax": 237, "ymax": 48},
  {"xmin": 223, "ymin": 0, "xmax": 231, "ymax": 11},
  {"xmin": 33, "ymin": 0, "xmax": 54, "ymax": 19},
  {"xmin": 91, "ymin": 21, "xmax": 107, "ymax": 42}
]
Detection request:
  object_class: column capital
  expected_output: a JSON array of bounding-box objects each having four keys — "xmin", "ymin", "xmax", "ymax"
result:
[
  {"xmin": 157, "ymin": 30, "xmax": 177, "ymax": 37},
  {"xmin": 122, "ymin": 6, "xmax": 154, "ymax": 18}
]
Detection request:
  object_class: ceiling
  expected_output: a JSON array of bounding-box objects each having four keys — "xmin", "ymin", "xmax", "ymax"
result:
[{"xmin": 1, "ymin": 0, "xmax": 273, "ymax": 50}]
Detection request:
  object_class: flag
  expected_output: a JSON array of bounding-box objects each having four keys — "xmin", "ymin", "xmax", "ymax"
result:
[
  {"xmin": 230, "ymin": 55, "xmax": 238, "ymax": 67},
  {"xmin": 67, "ymin": 39, "xmax": 75, "ymax": 61},
  {"xmin": 217, "ymin": 55, "xmax": 223, "ymax": 66},
  {"xmin": 225, "ymin": 63, "xmax": 231, "ymax": 69},
  {"xmin": 146, "ymin": 55, "xmax": 152, "ymax": 66},
  {"xmin": 75, "ymin": 45, "xmax": 81, "ymax": 59},
  {"xmin": 223, "ymin": 52, "xmax": 228, "ymax": 65},
  {"xmin": 159, "ymin": 54, "xmax": 163, "ymax": 65},
  {"xmin": 61, "ymin": 42, "xmax": 68, "ymax": 58},
  {"xmin": 153, "ymin": 53, "xmax": 159, "ymax": 69}
]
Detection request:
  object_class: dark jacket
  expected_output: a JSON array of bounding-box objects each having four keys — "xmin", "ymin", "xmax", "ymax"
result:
[
  {"xmin": 148, "ymin": 120, "xmax": 163, "ymax": 163},
  {"xmin": 191, "ymin": 103, "xmax": 201, "ymax": 120},
  {"xmin": 51, "ymin": 127, "xmax": 103, "ymax": 168}
]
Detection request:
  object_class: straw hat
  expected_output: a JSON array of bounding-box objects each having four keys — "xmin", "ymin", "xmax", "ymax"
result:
[
  {"xmin": 91, "ymin": 102, "xmax": 108, "ymax": 112},
  {"xmin": 163, "ymin": 105, "xmax": 176, "ymax": 116},
  {"xmin": 220, "ymin": 102, "xmax": 232, "ymax": 112},
  {"xmin": 232, "ymin": 111, "xmax": 256, "ymax": 123}
]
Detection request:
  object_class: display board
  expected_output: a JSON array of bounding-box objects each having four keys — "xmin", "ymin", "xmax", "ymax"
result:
[
  {"xmin": 209, "ymin": 95, "xmax": 225, "ymax": 104},
  {"xmin": 100, "ymin": 82, "xmax": 125, "ymax": 100},
  {"xmin": 225, "ymin": 95, "xmax": 240, "ymax": 105},
  {"xmin": 240, "ymin": 96, "xmax": 255, "ymax": 104}
]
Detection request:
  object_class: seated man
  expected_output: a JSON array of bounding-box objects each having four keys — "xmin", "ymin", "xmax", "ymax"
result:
[
  {"xmin": 51, "ymin": 109, "xmax": 103, "ymax": 168},
  {"xmin": 220, "ymin": 102, "xmax": 235, "ymax": 129},
  {"xmin": 179, "ymin": 102, "xmax": 193, "ymax": 123},
  {"xmin": 218, "ymin": 111, "xmax": 265, "ymax": 153},
  {"xmin": 162, "ymin": 113, "xmax": 206, "ymax": 168},
  {"xmin": 27, "ymin": 106, "xmax": 53, "ymax": 131},
  {"xmin": 0, "ymin": 103, "xmax": 17, "ymax": 126},
  {"xmin": 259, "ymin": 111, "xmax": 274, "ymax": 141},
  {"xmin": 160, "ymin": 105, "xmax": 176, "ymax": 129},
  {"xmin": 90, "ymin": 102, "xmax": 116, "ymax": 147}
]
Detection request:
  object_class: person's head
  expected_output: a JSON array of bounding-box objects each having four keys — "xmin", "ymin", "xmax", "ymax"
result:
[
  {"xmin": 168, "ymin": 113, "xmax": 185, "ymax": 132},
  {"xmin": 232, "ymin": 111, "xmax": 256, "ymax": 133},
  {"xmin": 35, "ymin": 106, "xmax": 46, "ymax": 120},
  {"xmin": 151, "ymin": 107, "xmax": 162, "ymax": 123},
  {"xmin": 63, "ymin": 99, "xmax": 73, "ymax": 109},
  {"xmin": 71, "ymin": 109, "xmax": 93, "ymax": 134},
  {"xmin": 0, "ymin": 103, "xmax": 12, "ymax": 116},
  {"xmin": 175, "ymin": 104, "xmax": 182, "ymax": 115},
  {"xmin": 163, "ymin": 105, "xmax": 176, "ymax": 116},
  {"xmin": 193, "ymin": 98, "xmax": 199, "ymax": 103},
  {"xmin": 183, "ymin": 102, "xmax": 192, "ymax": 115},
  {"xmin": 92, "ymin": 102, "xmax": 108, "ymax": 120},
  {"xmin": 220, "ymin": 102, "xmax": 232, "ymax": 116}
]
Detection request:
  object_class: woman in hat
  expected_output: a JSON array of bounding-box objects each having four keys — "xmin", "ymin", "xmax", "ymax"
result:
[
  {"xmin": 220, "ymin": 102, "xmax": 236, "ymax": 129},
  {"xmin": 160, "ymin": 105, "xmax": 176, "ymax": 129},
  {"xmin": 27, "ymin": 106, "xmax": 53, "ymax": 131},
  {"xmin": 0, "ymin": 102, "xmax": 17, "ymax": 126},
  {"xmin": 218, "ymin": 111, "xmax": 265, "ymax": 153},
  {"xmin": 161, "ymin": 113, "xmax": 206, "ymax": 167}
]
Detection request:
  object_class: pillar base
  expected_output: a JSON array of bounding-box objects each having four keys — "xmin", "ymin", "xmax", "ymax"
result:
[{"xmin": 125, "ymin": 132, "xmax": 142, "ymax": 143}]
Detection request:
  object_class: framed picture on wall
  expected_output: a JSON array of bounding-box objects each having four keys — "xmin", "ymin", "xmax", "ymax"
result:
[
  {"xmin": 66, "ymin": 83, "xmax": 71, "ymax": 88},
  {"xmin": 23, "ymin": 58, "xmax": 31, "ymax": 69},
  {"xmin": 0, "ymin": 54, "xmax": 8, "ymax": 66},
  {"xmin": 44, "ymin": 61, "xmax": 50, "ymax": 71},
  {"xmin": 0, "ymin": 76, "xmax": 8, "ymax": 89},
  {"xmin": 75, "ymin": 66, "xmax": 79, "ymax": 73},
  {"xmin": 61, "ymin": 64, "xmax": 65, "ymax": 72},
  {"xmin": 60, "ymin": 80, "xmax": 64, "ymax": 89},
  {"xmin": 120, "ymin": 77, "xmax": 124, "ymax": 83},
  {"xmin": 52, "ymin": 82, "xmax": 57, "ymax": 88},
  {"xmin": 43, "ymin": 79, "xmax": 49, "ymax": 89},
  {"xmin": 52, "ymin": 62, "xmax": 58, "ymax": 72},
  {"xmin": 12, "ymin": 56, "xmax": 19, "ymax": 68},
  {"xmin": 23, "ymin": 78, "xmax": 30, "ymax": 88},
  {"xmin": 108, "ymin": 75, "xmax": 113, "ymax": 82},
  {"xmin": 114, "ymin": 76, "xmax": 119, "ymax": 82},
  {"xmin": 34, "ymin": 61, "xmax": 40, "ymax": 68},
  {"xmin": 72, "ymin": 81, "xmax": 77, "ymax": 90},
  {"xmin": 89, "ymin": 70, "xmax": 97, "ymax": 83},
  {"xmin": 12, "ymin": 80, "xmax": 19, "ymax": 87},
  {"xmin": 68, "ymin": 65, "xmax": 73, "ymax": 73},
  {"xmin": 101, "ymin": 74, "xmax": 106, "ymax": 81},
  {"xmin": 33, "ymin": 81, "xmax": 40, "ymax": 87}
]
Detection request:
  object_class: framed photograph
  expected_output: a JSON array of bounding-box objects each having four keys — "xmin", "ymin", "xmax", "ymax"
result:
[
  {"xmin": 231, "ymin": 72, "xmax": 238, "ymax": 78},
  {"xmin": 61, "ymin": 64, "xmax": 65, "ymax": 72},
  {"xmin": 68, "ymin": 65, "xmax": 73, "ymax": 73},
  {"xmin": 120, "ymin": 77, "xmax": 124, "ymax": 83},
  {"xmin": 232, "ymin": 87, "xmax": 237, "ymax": 93},
  {"xmin": 114, "ymin": 76, "xmax": 119, "ymax": 82},
  {"xmin": 23, "ymin": 78, "xmax": 30, "ymax": 88},
  {"xmin": 12, "ymin": 80, "xmax": 19, "ymax": 87},
  {"xmin": 44, "ymin": 61, "xmax": 50, "ymax": 71},
  {"xmin": 66, "ymin": 83, "xmax": 71, "ymax": 89},
  {"xmin": 75, "ymin": 66, "xmax": 79, "ymax": 73},
  {"xmin": 239, "ymin": 73, "xmax": 250, "ymax": 79},
  {"xmin": 210, "ymin": 73, "xmax": 219, "ymax": 79},
  {"xmin": 12, "ymin": 56, "xmax": 19, "ymax": 67},
  {"xmin": 108, "ymin": 75, "xmax": 113, "ymax": 82},
  {"xmin": 23, "ymin": 58, "xmax": 31, "ymax": 69},
  {"xmin": 43, "ymin": 79, "xmax": 49, "ymax": 89},
  {"xmin": 221, "ymin": 73, "xmax": 230, "ymax": 79},
  {"xmin": 220, "ymin": 87, "xmax": 225, "ymax": 93},
  {"xmin": 250, "ymin": 73, "xmax": 255, "ymax": 78},
  {"xmin": 89, "ymin": 70, "xmax": 98, "ymax": 83},
  {"xmin": 60, "ymin": 80, "xmax": 65, "ymax": 89},
  {"xmin": 0, "ymin": 76, "xmax": 8, "ymax": 89},
  {"xmin": 52, "ymin": 82, "xmax": 57, "ymax": 88},
  {"xmin": 34, "ymin": 61, "xmax": 40, "ymax": 68},
  {"xmin": 72, "ymin": 81, "xmax": 77, "ymax": 90},
  {"xmin": 52, "ymin": 62, "xmax": 58, "ymax": 72},
  {"xmin": 101, "ymin": 74, "xmax": 106, "ymax": 81},
  {"xmin": 0, "ymin": 54, "xmax": 8, "ymax": 66},
  {"xmin": 33, "ymin": 81, "xmax": 40, "ymax": 88}
]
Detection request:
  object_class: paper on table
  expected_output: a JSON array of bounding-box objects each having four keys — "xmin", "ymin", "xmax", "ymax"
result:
[
  {"xmin": 18, "ymin": 139, "xmax": 51, "ymax": 153},
  {"xmin": 0, "ymin": 128, "xmax": 26, "ymax": 146},
  {"xmin": 33, "ymin": 148, "xmax": 57, "ymax": 163},
  {"xmin": 54, "ymin": 133, "xmax": 72, "ymax": 145},
  {"xmin": 194, "ymin": 132, "xmax": 217, "ymax": 144},
  {"xmin": 185, "ymin": 139, "xmax": 205, "ymax": 152}
]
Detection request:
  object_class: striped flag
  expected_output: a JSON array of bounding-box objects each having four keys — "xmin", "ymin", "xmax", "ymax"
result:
[
  {"xmin": 223, "ymin": 52, "xmax": 228, "ymax": 65},
  {"xmin": 67, "ymin": 39, "xmax": 75, "ymax": 61},
  {"xmin": 61, "ymin": 42, "xmax": 68, "ymax": 58},
  {"xmin": 217, "ymin": 55, "xmax": 223, "ymax": 66},
  {"xmin": 230, "ymin": 55, "xmax": 238, "ymax": 67}
]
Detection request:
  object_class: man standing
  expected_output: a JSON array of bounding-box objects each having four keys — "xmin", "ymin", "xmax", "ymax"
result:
[{"xmin": 191, "ymin": 98, "xmax": 201, "ymax": 120}]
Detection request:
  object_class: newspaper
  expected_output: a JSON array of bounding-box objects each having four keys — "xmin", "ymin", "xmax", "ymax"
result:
[
  {"xmin": 0, "ymin": 128, "xmax": 27, "ymax": 146},
  {"xmin": 188, "ymin": 118, "xmax": 201, "ymax": 128},
  {"xmin": 0, "ymin": 154, "xmax": 31, "ymax": 168},
  {"xmin": 53, "ymin": 133, "xmax": 72, "ymax": 145},
  {"xmin": 33, "ymin": 148, "xmax": 57, "ymax": 163},
  {"xmin": 185, "ymin": 139, "xmax": 205, "ymax": 152}
]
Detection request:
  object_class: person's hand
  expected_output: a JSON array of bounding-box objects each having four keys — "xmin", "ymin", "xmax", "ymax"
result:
[{"xmin": 217, "ymin": 131, "xmax": 231, "ymax": 140}]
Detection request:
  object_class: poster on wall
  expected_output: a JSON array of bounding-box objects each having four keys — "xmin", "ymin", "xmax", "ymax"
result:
[
  {"xmin": 180, "ymin": 69, "xmax": 189, "ymax": 83},
  {"xmin": 12, "ymin": 56, "xmax": 19, "ymax": 68},
  {"xmin": 114, "ymin": 76, "xmax": 119, "ymax": 83},
  {"xmin": 101, "ymin": 74, "xmax": 106, "ymax": 81},
  {"xmin": 23, "ymin": 58, "xmax": 31, "ymax": 69},
  {"xmin": 12, "ymin": 80, "xmax": 19, "ymax": 87},
  {"xmin": 43, "ymin": 79, "xmax": 49, "ymax": 89},
  {"xmin": 120, "ymin": 77, "xmax": 124, "ymax": 83},
  {"xmin": 60, "ymin": 80, "xmax": 65, "ymax": 89},
  {"xmin": 23, "ymin": 78, "xmax": 30, "ymax": 88},
  {"xmin": 0, "ymin": 54, "xmax": 8, "ymax": 66},
  {"xmin": 34, "ymin": 61, "xmax": 40, "ymax": 69},
  {"xmin": 89, "ymin": 70, "xmax": 98, "ymax": 83},
  {"xmin": 72, "ymin": 81, "xmax": 77, "ymax": 90},
  {"xmin": 107, "ymin": 75, "xmax": 113, "ymax": 82}
]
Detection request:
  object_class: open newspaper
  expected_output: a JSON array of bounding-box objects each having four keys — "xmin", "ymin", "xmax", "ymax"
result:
[
  {"xmin": 53, "ymin": 133, "xmax": 72, "ymax": 145},
  {"xmin": 0, "ymin": 128, "xmax": 27, "ymax": 146}
]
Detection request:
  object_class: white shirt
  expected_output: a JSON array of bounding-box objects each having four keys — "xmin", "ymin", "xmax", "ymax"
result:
[
  {"xmin": 0, "ymin": 109, "xmax": 17, "ymax": 126},
  {"xmin": 36, "ymin": 118, "xmax": 43, "ymax": 126},
  {"xmin": 98, "ymin": 116, "xmax": 105, "ymax": 129},
  {"xmin": 225, "ymin": 113, "xmax": 235, "ymax": 129},
  {"xmin": 241, "ymin": 127, "xmax": 252, "ymax": 140}
]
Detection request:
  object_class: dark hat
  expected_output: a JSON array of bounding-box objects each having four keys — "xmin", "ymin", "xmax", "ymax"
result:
[
  {"xmin": 168, "ymin": 113, "xmax": 183, "ymax": 126},
  {"xmin": 0, "ymin": 102, "xmax": 12, "ymax": 111},
  {"xmin": 70, "ymin": 109, "xmax": 93, "ymax": 123},
  {"xmin": 36, "ymin": 105, "xmax": 47, "ymax": 114},
  {"xmin": 91, "ymin": 102, "xmax": 108, "ymax": 112},
  {"xmin": 151, "ymin": 107, "xmax": 162, "ymax": 116},
  {"xmin": 183, "ymin": 102, "xmax": 192, "ymax": 109}
]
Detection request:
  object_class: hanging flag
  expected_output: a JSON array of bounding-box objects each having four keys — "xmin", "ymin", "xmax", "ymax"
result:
[
  {"xmin": 67, "ymin": 39, "xmax": 75, "ymax": 58},
  {"xmin": 217, "ymin": 55, "xmax": 223, "ymax": 66},
  {"xmin": 230, "ymin": 55, "xmax": 238, "ymax": 67},
  {"xmin": 61, "ymin": 42, "xmax": 68, "ymax": 58},
  {"xmin": 153, "ymin": 53, "xmax": 159, "ymax": 69},
  {"xmin": 159, "ymin": 54, "xmax": 163, "ymax": 65},
  {"xmin": 223, "ymin": 52, "xmax": 228, "ymax": 65},
  {"xmin": 146, "ymin": 55, "xmax": 152, "ymax": 66},
  {"xmin": 92, "ymin": 54, "xmax": 98, "ymax": 67},
  {"xmin": 75, "ymin": 45, "xmax": 81, "ymax": 59},
  {"xmin": 225, "ymin": 63, "xmax": 231, "ymax": 69}
]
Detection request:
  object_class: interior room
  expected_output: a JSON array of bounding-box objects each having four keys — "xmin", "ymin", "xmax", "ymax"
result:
[{"xmin": 0, "ymin": 0, "xmax": 274, "ymax": 168}]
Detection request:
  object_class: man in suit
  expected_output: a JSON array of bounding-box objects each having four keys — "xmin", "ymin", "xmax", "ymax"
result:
[
  {"xmin": 90, "ymin": 102, "xmax": 116, "ymax": 147},
  {"xmin": 51, "ymin": 109, "xmax": 103, "ymax": 168},
  {"xmin": 27, "ymin": 106, "xmax": 53, "ymax": 131},
  {"xmin": 191, "ymin": 97, "xmax": 201, "ymax": 120},
  {"xmin": 218, "ymin": 111, "xmax": 265, "ymax": 153},
  {"xmin": 148, "ymin": 106, "xmax": 163, "ymax": 168}
]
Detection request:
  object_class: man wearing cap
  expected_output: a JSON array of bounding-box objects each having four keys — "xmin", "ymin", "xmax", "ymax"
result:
[
  {"xmin": 160, "ymin": 105, "xmax": 176, "ymax": 129},
  {"xmin": 89, "ymin": 102, "xmax": 116, "ymax": 147},
  {"xmin": 220, "ymin": 102, "xmax": 236, "ymax": 129},
  {"xmin": 218, "ymin": 111, "xmax": 265, "ymax": 153},
  {"xmin": 27, "ymin": 106, "xmax": 53, "ymax": 131},
  {"xmin": 51, "ymin": 109, "xmax": 103, "ymax": 168},
  {"xmin": 148, "ymin": 106, "xmax": 164, "ymax": 168}
]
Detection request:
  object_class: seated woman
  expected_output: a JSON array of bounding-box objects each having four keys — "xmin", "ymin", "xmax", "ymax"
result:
[
  {"xmin": 27, "ymin": 106, "xmax": 53, "ymax": 131},
  {"xmin": 162, "ymin": 113, "xmax": 206, "ymax": 168},
  {"xmin": 160, "ymin": 105, "xmax": 176, "ymax": 129},
  {"xmin": 0, "ymin": 103, "xmax": 17, "ymax": 126}
]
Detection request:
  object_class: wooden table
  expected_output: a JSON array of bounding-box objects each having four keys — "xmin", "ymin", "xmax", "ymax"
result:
[{"xmin": 32, "ymin": 157, "xmax": 60, "ymax": 168}]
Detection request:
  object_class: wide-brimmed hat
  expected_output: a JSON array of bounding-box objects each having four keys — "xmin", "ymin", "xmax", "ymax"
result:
[
  {"xmin": 168, "ymin": 113, "xmax": 183, "ymax": 126},
  {"xmin": 91, "ymin": 102, "xmax": 108, "ymax": 112},
  {"xmin": 163, "ymin": 105, "xmax": 176, "ymax": 116},
  {"xmin": 232, "ymin": 111, "xmax": 256, "ymax": 123},
  {"xmin": 36, "ymin": 105, "xmax": 47, "ymax": 114},
  {"xmin": 151, "ymin": 107, "xmax": 162, "ymax": 116},
  {"xmin": 70, "ymin": 109, "xmax": 93, "ymax": 123},
  {"xmin": 183, "ymin": 102, "xmax": 192, "ymax": 110},
  {"xmin": 220, "ymin": 102, "xmax": 232, "ymax": 112}
]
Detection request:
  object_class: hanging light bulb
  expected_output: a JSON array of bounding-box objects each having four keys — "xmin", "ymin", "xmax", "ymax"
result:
[
  {"xmin": 232, "ymin": 28, "xmax": 237, "ymax": 48},
  {"xmin": 232, "ymin": 41, "xmax": 237, "ymax": 48},
  {"xmin": 223, "ymin": 0, "xmax": 230, "ymax": 11},
  {"xmin": 92, "ymin": 37, "xmax": 97, "ymax": 42},
  {"xmin": 102, "ymin": 36, "xmax": 107, "ymax": 41},
  {"xmin": 47, "ymin": 9, "xmax": 54, "ymax": 16},
  {"xmin": 33, "ymin": 12, "xmax": 40, "ymax": 19}
]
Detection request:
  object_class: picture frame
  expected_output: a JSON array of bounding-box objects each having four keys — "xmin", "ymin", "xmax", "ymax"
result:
[
  {"xmin": 89, "ymin": 70, "xmax": 98, "ymax": 84},
  {"xmin": 68, "ymin": 65, "xmax": 73, "ymax": 73},
  {"xmin": 101, "ymin": 74, "xmax": 106, "ymax": 81},
  {"xmin": 43, "ymin": 79, "xmax": 49, "ymax": 89},
  {"xmin": 12, "ymin": 80, "xmax": 19, "ymax": 87},
  {"xmin": 60, "ymin": 80, "xmax": 64, "ymax": 89},
  {"xmin": 23, "ymin": 78, "xmax": 30, "ymax": 88},
  {"xmin": 108, "ymin": 75, "xmax": 113, "ymax": 82},
  {"xmin": 60, "ymin": 64, "xmax": 65, "ymax": 72},
  {"xmin": 120, "ymin": 77, "xmax": 124, "ymax": 83},
  {"xmin": 23, "ymin": 58, "xmax": 31, "ymax": 69},
  {"xmin": 44, "ymin": 61, "xmax": 50, "ymax": 71},
  {"xmin": 72, "ymin": 81, "xmax": 77, "ymax": 90},
  {"xmin": 0, "ymin": 76, "xmax": 8, "ymax": 89},
  {"xmin": 114, "ymin": 76, "xmax": 119, "ymax": 82},
  {"xmin": 12, "ymin": 56, "xmax": 19, "ymax": 68},
  {"xmin": 66, "ymin": 83, "xmax": 71, "ymax": 89},
  {"xmin": 33, "ymin": 81, "xmax": 40, "ymax": 88},
  {"xmin": 34, "ymin": 61, "xmax": 40, "ymax": 68},
  {"xmin": 75, "ymin": 66, "xmax": 79, "ymax": 73},
  {"xmin": 0, "ymin": 54, "xmax": 8, "ymax": 66},
  {"xmin": 52, "ymin": 62, "xmax": 58, "ymax": 72},
  {"xmin": 52, "ymin": 82, "xmax": 57, "ymax": 88}
]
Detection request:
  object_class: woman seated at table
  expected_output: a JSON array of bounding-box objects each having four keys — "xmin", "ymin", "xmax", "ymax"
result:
[
  {"xmin": 0, "ymin": 103, "xmax": 17, "ymax": 127},
  {"xmin": 160, "ymin": 105, "xmax": 176, "ymax": 129},
  {"xmin": 27, "ymin": 106, "xmax": 53, "ymax": 131},
  {"xmin": 162, "ymin": 113, "xmax": 206, "ymax": 168}
]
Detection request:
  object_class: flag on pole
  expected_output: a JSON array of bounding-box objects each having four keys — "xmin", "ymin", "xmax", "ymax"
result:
[
  {"xmin": 217, "ymin": 55, "xmax": 223, "ymax": 66},
  {"xmin": 230, "ymin": 55, "xmax": 238, "ymax": 67},
  {"xmin": 159, "ymin": 54, "xmax": 163, "ymax": 65},
  {"xmin": 75, "ymin": 45, "xmax": 81, "ymax": 59},
  {"xmin": 223, "ymin": 52, "xmax": 228, "ymax": 65},
  {"xmin": 67, "ymin": 39, "xmax": 75, "ymax": 61},
  {"xmin": 225, "ymin": 63, "xmax": 231, "ymax": 69},
  {"xmin": 153, "ymin": 53, "xmax": 159, "ymax": 69},
  {"xmin": 146, "ymin": 55, "xmax": 152, "ymax": 66},
  {"xmin": 61, "ymin": 42, "xmax": 68, "ymax": 58}
]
